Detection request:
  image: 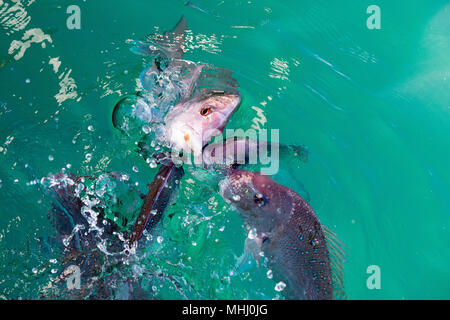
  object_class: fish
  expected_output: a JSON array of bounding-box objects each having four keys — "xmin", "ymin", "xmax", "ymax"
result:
[
  {"xmin": 219, "ymin": 169, "xmax": 345, "ymax": 300},
  {"xmin": 129, "ymin": 160, "xmax": 184, "ymax": 246},
  {"xmin": 129, "ymin": 17, "xmax": 241, "ymax": 158},
  {"xmin": 128, "ymin": 17, "xmax": 240, "ymax": 242},
  {"xmin": 28, "ymin": 165, "xmax": 185, "ymax": 299},
  {"xmin": 40, "ymin": 171, "xmax": 148, "ymax": 299}
]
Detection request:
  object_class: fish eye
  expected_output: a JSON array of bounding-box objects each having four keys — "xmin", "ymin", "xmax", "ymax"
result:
[
  {"xmin": 253, "ymin": 193, "xmax": 267, "ymax": 207},
  {"xmin": 200, "ymin": 106, "xmax": 212, "ymax": 117}
]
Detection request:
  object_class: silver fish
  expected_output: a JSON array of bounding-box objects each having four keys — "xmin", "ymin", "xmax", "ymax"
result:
[
  {"xmin": 129, "ymin": 17, "xmax": 242, "ymax": 158},
  {"xmin": 220, "ymin": 169, "xmax": 345, "ymax": 300}
]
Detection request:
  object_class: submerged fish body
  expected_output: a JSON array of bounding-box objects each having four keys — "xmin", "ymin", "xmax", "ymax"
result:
[
  {"xmin": 37, "ymin": 163, "xmax": 185, "ymax": 299},
  {"xmin": 41, "ymin": 171, "xmax": 151, "ymax": 299},
  {"xmin": 220, "ymin": 169, "xmax": 345, "ymax": 300},
  {"xmin": 202, "ymin": 136, "xmax": 308, "ymax": 170},
  {"xmin": 46, "ymin": 171, "xmax": 142, "ymax": 247}
]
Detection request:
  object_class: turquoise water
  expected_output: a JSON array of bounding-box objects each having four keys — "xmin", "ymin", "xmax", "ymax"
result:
[{"xmin": 1, "ymin": 0, "xmax": 449, "ymax": 299}]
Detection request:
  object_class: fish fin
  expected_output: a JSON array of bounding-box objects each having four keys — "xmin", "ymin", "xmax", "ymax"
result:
[
  {"xmin": 322, "ymin": 225, "xmax": 347, "ymax": 299},
  {"xmin": 233, "ymin": 237, "xmax": 262, "ymax": 274},
  {"xmin": 130, "ymin": 16, "xmax": 187, "ymax": 60},
  {"xmin": 148, "ymin": 16, "xmax": 186, "ymax": 60},
  {"xmin": 129, "ymin": 40, "xmax": 157, "ymax": 56}
]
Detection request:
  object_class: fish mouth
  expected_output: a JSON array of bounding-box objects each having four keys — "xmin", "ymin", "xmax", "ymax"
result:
[
  {"xmin": 164, "ymin": 90, "xmax": 241, "ymax": 156},
  {"xmin": 219, "ymin": 173, "xmax": 260, "ymax": 216},
  {"xmin": 166, "ymin": 121, "xmax": 203, "ymax": 156}
]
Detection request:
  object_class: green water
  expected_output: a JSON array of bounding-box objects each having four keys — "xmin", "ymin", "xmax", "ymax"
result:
[{"xmin": 1, "ymin": 0, "xmax": 449, "ymax": 299}]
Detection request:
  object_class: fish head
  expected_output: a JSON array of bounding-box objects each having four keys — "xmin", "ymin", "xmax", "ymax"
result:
[
  {"xmin": 220, "ymin": 170, "xmax": 289, "ymax": 232},
  {"xmin": 164, "ymin": 91, "xmax": 241, "ymax": 156}
]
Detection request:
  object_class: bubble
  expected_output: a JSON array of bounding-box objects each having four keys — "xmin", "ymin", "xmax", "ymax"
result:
[
  {"xmin": 149, "ymin": 160, "xmax": 157, "ymax": 169},
  {"xmin": 232, "ymin": 195, "xmax": 241, "ymax": 201},
  {"xmin": 112, "ymin": 95, "xmax": 153, "ymax": 136},
  {"xmin": 87, "ymin": 125, "xmax": 94, "ymax": 131},
  {"xmin": 275, "ymin": 281, "xmax": 286, "ymax": 292},
  {"xmin": 132, "ymin": 166, "xmax": 139, "ymax": 173},
  {"xmin": 48, "ymin": 155, "xmax": 54, "ymax": 161},
  {"xmin": 157, "ymin": 236, "xmax": 163, "ymax": 243},
  {"xmin": 25, "ymin": 78, "xmax": 30, "ymax": 83},
  {"xmin": 267, "ymin": 270, "xmax": 273, "ymax": 279},
  {"xmin": 142, "ymin": 124, "xmax": 151, "ymax": 134}
]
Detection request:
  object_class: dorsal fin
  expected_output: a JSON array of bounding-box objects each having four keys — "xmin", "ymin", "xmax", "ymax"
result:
[
  {"xmin": 149, "ymin": 16, "xmax": 187, "ymax": 60},
  {"xmin": 322, "ymin": 225, "xmax": 347, "ymax": 299},
  {"xmin": 130, "ymin": 16, "xmax": 187, "ymax": 60}
]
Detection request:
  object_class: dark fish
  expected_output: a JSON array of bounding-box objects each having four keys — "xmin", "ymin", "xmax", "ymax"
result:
[
  {"xmin": 220, "ymin": 169, "xmax": 345, "ymax": 300},
  {"xmin": 129, "ymin": 160, "xmax": 184, "ymax": 246},
  {"xmin": 35, "ymin": 167, "xmax": 186, "ymax": 299},
  {"xmin": 39, "ymin": 171, "xmax": 147, "ymax": 299}
]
